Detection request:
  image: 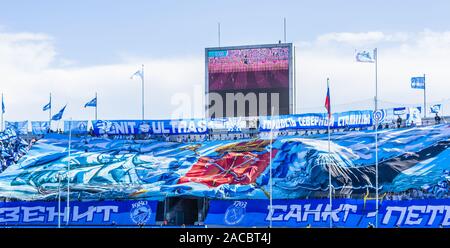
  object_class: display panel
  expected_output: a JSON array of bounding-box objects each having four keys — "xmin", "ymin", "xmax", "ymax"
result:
[{"xmin": 206, "ymin": 44, "xmax": 292, "ymax": 118}]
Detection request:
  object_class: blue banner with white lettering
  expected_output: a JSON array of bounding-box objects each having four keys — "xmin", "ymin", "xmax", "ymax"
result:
[
  {"xmin": 0, "ymin": 200, "xmax": 157, "ymax": 226},
  {"xmin": 92, "ymin": 119, "xmax": 209, "ymax": 135},
  {"xmin": 205, "ymin": 199, "xmax": 450, "ymax": 228},
  {"xmin": 31, "ymin": 121, "xmax": 49, "ymax": 135},
  {"xmin": 64, "ymin": 120, "xmax": 88, "ymax": 135},
  {"xmin": 258, "ymin": 110, "xmax": 373, "ymax": 131},
  {"xmin": 5, "ymin": 121, "xmax": 28, "ymax": 135}
]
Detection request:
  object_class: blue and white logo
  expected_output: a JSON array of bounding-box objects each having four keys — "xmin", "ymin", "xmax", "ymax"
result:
[
  {"xmin": 224, "ymin": 201, "xmax": 247, "ymax": 225},
  {"xmin": 76, "ymin": 121, "xmax": 87, "ymax": 133},
  {"xmin": 138, "ymin": 122, "xmax": 151, "ymax": 133},
  {"xmin": 130, "ymin": 200, "xmax": 152, "ymax": 224},
  {"xmin": 373, "ymin": 110, "xmax": 385, "ymax": 123},
  {"xmin": 95, "ymin": 120, "xmax": 114, "ymax": 134}
]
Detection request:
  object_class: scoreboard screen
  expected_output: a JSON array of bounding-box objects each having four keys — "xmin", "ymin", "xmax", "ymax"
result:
[{"xmin": 206, "ymin": 43, "xmax": 293, "ymax": 118}]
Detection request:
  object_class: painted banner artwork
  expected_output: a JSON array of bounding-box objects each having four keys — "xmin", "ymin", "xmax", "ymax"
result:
[
  {"xmin": 0, "ymin": 124, "xmax": 449, "ymax": 202},
  {"xmin": 178, "ymin": 140, "xmax": 277, "ymax": 187}
]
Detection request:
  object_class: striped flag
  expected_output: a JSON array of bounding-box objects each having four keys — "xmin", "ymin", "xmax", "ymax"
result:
[{"xmin": 324, "ymin": 78, "xmax": 331, "ymax": 119}]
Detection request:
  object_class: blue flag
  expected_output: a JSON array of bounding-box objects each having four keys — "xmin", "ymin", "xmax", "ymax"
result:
[
  {"xmin": 51, "ymin": 105, "xmax": 66, "ymax": 121},
  {"xmin": 1, "ymin": 95, "xmax": 4, "ymax": 114},
  {"xmin": 411, "ymin": 76, "xmax": 425, "ymax": 89},
  {"xmin": 84, "ymin": 97, "xmax": 97, "ymax": 108},
  {"xmin": 430, "ymin": 104, "xmax": 441, "ymax": 113},
  {"xmin": 43, "ymin": 101, "xmax": 51, "ymax": 111}
]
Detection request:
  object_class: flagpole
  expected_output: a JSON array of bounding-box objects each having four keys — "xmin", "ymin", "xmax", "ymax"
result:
[
  {"xmin": 269, "ymin": 106, "xmax": 274, "ymax": 228},
  {"xmin": 374, "ymin": 48, "xmax": 379, "ymax": 228},
  {"xmin": 95, "ymin": 92, "xmax": 98, "ymax": 121},
  {"xmin": 327, "ymin": 78, "xmax": 332, "ymax": 229},
  {"xmin": 49, "ymin": 93, "xmax": 52, "ymax": 132},
  {"xmin": 58, "ymin": 172, "xmax": 61, "ymax": 228},
  {"xmin": 423, "ymin": 74, "xmax": 426, "ymax": 119},
  {"xmin": 141, "ymin": 64, "xmax": 145, "ymax": 120},
  {"xmin": 1, "ymin": 93, "xmax": 3, "ymax": 131},
  {"xmin": 66, "ymin": 118, "xmax": 72, "ymax": 226},
  {"xmin": 218, "ymin": 22, "xmax": 221, "ymax": 47}
]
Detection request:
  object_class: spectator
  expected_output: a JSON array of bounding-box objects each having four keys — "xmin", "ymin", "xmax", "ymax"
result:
[
  {"xmin": 396, "ymin": 116, "xmax": 402, "ymax": 128},
  {"xmin": 435, "ymin": 113, "xmax": 441, "ymax": 125}
]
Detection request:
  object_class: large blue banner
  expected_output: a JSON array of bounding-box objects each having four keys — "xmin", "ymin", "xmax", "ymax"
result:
[
  {"xmin": 259, "ymin": 110, "xmax": 373, "ymax": 131},
  {"xmin": 5, "ymin": 121, "xmax": 28, "ymax": 135},
  {"xmin": 64, "ymin": 120, "xmax": 88, "ymax": 135},
  {"xmin": 205, "ymin": 199, "xmax": 450, "ymax": 228},
  {"xmin": 31, "ymin": 121, "xmax": 49, "ymax": 135},
  {"xmin": 91, "ymin": 111, "xmax": 372, "ymax": 135},
  {"xmin": 92, "ymin": 119, "xmax": 208, "ymax": 135},
  {"xmin": 0, "ymin": 200, "xmax": 157, "ymax": 226}
]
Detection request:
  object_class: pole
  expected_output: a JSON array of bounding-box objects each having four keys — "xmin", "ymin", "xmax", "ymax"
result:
[
  {"xmin": 66, "ymin": 118, "xmax": 72, "ymax": 226},
  {"xmin": 374, "ymin": 48, "xmax": 379, "ymax": 228},
  {"xmin": 95, "ymin": 92, "xmax": 98, "ymax": 121},
  {"xmin": 1, "ymin": 93, "xmax": 3, "ymax": 131},
  {"xmin": 58, "ymin": 173, "xmax": 61, "ymax": 228},
  {"xmin": 327, "ymin": 78, "xmax": 332, "ymax": 228},
  {"xmin": 269, "ymin": 106, "xmax": 274, "ymax": 228},
  {"xmin": 283, "ymin": 17, "xmax": 286, "ymax": 43},
  {"xmin": 141, "ymin": 64, "xmax": 145, "ymax": 120},
  {"xmin": 49, "ymin": 93, "xmax": 52, "ymax": 132},
  {"xmin": 424, "ymin": 74, "xmax": 426, "ymax": 119},
  {"xmin": 218, "ymin": 22, "xmax": 221, "ymax": 47}
]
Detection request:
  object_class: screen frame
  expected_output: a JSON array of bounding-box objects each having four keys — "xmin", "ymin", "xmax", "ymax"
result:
[{"xmin": 205, "ymin": 43, "xmax": 294, "ymax": 118}]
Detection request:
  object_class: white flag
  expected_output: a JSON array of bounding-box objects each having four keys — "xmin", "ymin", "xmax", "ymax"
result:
[
  {"xmin": 130, "ymin": 70, "xmax": 143, "ymax": 80},
  {"xmin": 355, "ymin": 50, "xmax": 375, "ymax": 63}
]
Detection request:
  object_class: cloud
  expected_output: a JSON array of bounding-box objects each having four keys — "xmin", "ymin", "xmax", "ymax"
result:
[
  {"xmin": 316, "ymin": 31, "xmax": 411, "ymax": 47},
  {"xmin": 0, "ymin": 32, "xmax": 55, "ymax": 72},
  {"xmin": 0, "ymin": 30, "xmax": 205, "ymax": 121},
  {"xmin": 296, "ymin": 30, "xmax": 450, "ymax": 115},
  {"xmin": 0, "ymin": 29, "xmax": 449, "ymax": 123}
]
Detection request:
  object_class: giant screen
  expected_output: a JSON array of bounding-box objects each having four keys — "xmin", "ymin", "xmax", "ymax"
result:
[{"xmin": 206, "ymin": 43, "xmax": 293, "ymax": 118}]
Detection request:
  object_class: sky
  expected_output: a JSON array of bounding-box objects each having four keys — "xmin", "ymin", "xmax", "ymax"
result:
[{"xmin": 0, "ymin": 0, "xmax": 450, "ymax": 122}]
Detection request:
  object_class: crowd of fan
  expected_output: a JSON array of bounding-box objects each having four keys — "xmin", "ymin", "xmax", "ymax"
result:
[
  {"xmin": 208, "ymin": 47, "xmax": 289, "ymax": 67},
  {"xmin": 0, "ymin": 129, "xmax": 35, "ymax": 172}
]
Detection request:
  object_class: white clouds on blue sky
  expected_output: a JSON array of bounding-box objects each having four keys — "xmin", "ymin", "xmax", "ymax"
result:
[
  {"xmin": 1, "ymin": 28, "xmax": 450, "ymax": 121},
  {"xmin": 0, "ymin": 1, "xmax": 450, "ymax": 120}
]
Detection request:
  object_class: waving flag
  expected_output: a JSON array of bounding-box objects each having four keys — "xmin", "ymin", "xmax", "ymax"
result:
[
  {"xmin": 130, "ymin": 69, "xmax": 143, "ymax": 80},
  {"xmin": 411, "ymin": 76, "xmax": 425, "ymax": 89},
  {"xmin": 51, "ymin": 105, "xmax": 66, "ymax": 121},
  {"xmin": 430, "ymin": 104, "xmax": 441, "ymax": 113},
  {"xmin": 84, "ymin": 97, "xmax": 97, "ymax": 108},
  {"xmin": 355, "ymin": 50, "xmax": 376, "ymax": 63},
  {"xmin": 324, "ymin": 79, "xmax": 331, "ymax": 118},
  {"xmin": 42, "ymin": 101, "xmax": 51, "ymax": 111}
]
